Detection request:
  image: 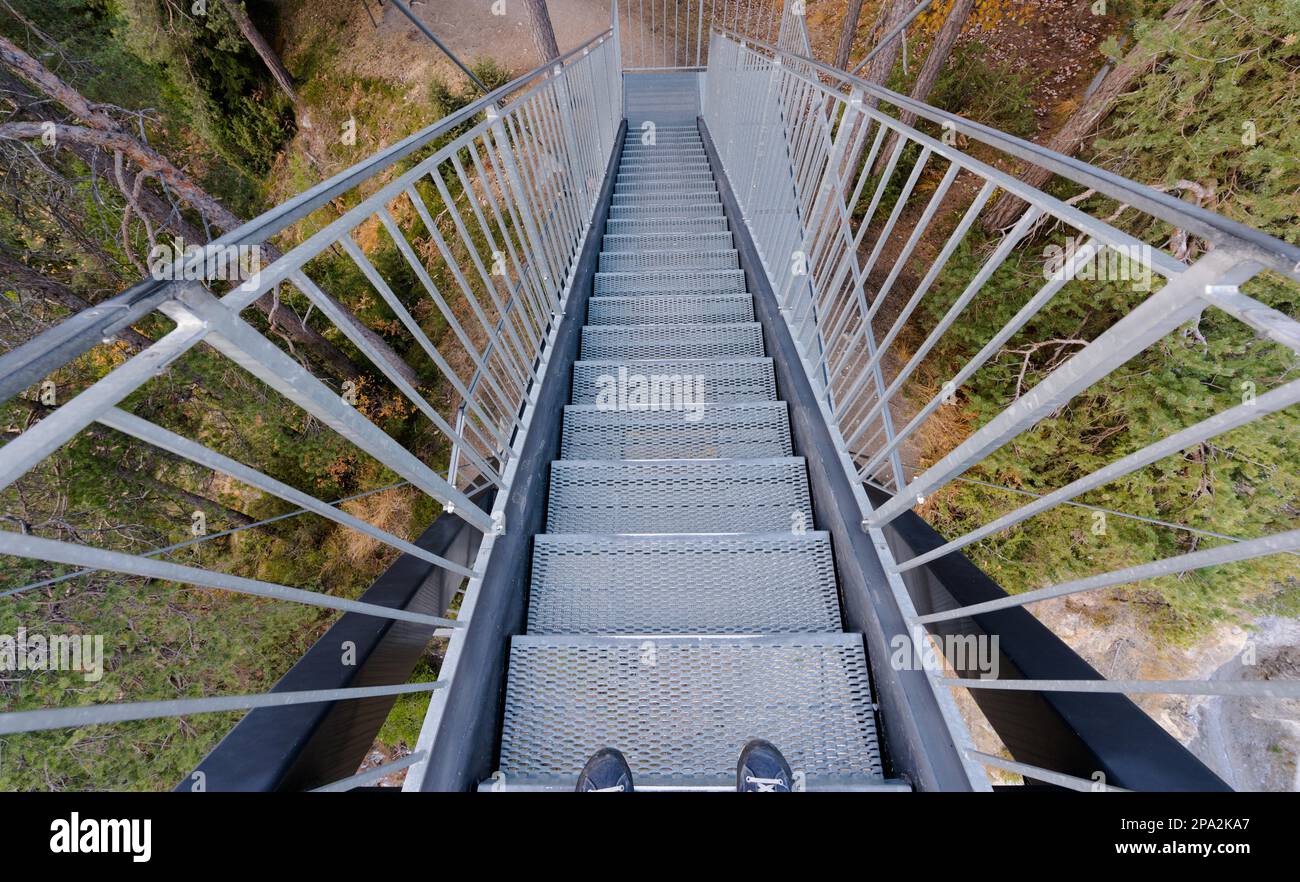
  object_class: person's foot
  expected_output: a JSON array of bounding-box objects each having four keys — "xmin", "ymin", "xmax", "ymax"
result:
[
  {"xmin": 736, "ymin": 739, "xmax": 793, "ymax": 792},
  {"xmin": 576, "ymin": 747, "xmax": 634, "ymax": 792}
]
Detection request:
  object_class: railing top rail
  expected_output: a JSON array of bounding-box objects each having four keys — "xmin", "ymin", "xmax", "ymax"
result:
[
  {"xmin": 712, "ymin": 28, "xmax": 1300, "ymax": 282},
  {"xmin": 0, "ymin": 27, "xmax": 614, "ymax": 406}
]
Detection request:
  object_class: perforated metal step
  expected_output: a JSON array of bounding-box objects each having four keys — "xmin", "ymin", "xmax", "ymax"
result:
[
  {"xmin": 617, "ymin": 163, "xmax": 712, "ymax": 178},
  {"xmin": 560, "ymin": 401, "xmax": 791, "ymax": 459},
  {"xmin": 623, "ymin": 131, "xmax": 702, "ymax": 140},
  {"xmin": 571, "ymin": 358, "xmax": 777, "ymax": 405},
  {"xmin": 547, "ymin": 457, "xmax": 811, "ymax": 533},
  {"xmin": 594, "ymin": 269, "xmax": 745, "ymax": 294},
  {"xmin": 618, "ymin": 156, "xmax": 708, "ymax": 169},
  {"xmin": 580, "ymin": 322, "xmax": 764, "ymax": 359},
  {"xmin": 613, "ymin": 190, "xmax": 718, "ymax": 205},
  {"xmin": 604, "ymin": 217, "xmax": 728, "ymax": 236},
  {"xmin": 586, "ymin": 294, "xmax": 752, "ymax": 326},
  {"xmin": 609, "ymin": 202, "xmax": 723, "ymax": 220},
  {"xmin": 528, "ymin": 532, "xmax": 839, "ymax": 634},
  {"xmin": 619, "ymin": 150, "xmax": 708, "ymax": 163},
  {"xmin": 603, "ymin": 232, "xmax": 732, "ymax": 252},
  {"xmin": 599, "ymin": 249, "xmax": 737, "ymax": 272},
  {"xmin": 623, "ymin": 131, "xmax": 701, "ymax": 140},
  {"xmin": 624, "ymin": 141, "xmax": 707, "ymax": 152},
  {"xmin": 616, "ymin": 171, "xmax": 715, "ymax": 187},
  {"xmin": 499, "ymin": 634, "xmax": 883, "ymax": 786},
  {"xmin": 618, "ymin": 155, "xmax": 711, "ymax": 169}
]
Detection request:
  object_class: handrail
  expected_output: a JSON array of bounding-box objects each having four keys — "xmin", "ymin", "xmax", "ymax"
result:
[
  {"xmin": 0, "ymin": 26, "xmax": 621, "ymax": 769},
  {"xmin": 703, "ymin": 30, "xmax": 1299, "ymax": 789},
  {"xmin": 0, "ymin": 28, "xmax": 614, "ymax": 407},
  {"xmin": 715, "ymin": 27, "xmax": 1300, "ymax": 281}
]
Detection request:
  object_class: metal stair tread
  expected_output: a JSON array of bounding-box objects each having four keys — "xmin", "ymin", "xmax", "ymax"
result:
[
  {"xmin": 546, "ymin": 456, "xmax": 812, "ymax": 533},
  {"xmin": 528, "ymin": 531, "xmax": 840, "ymax": 634},
  {"xmin": 571, "ymin": 357, "xmax": 778, "ymax": 404},
  {"xmin": 586, "ymin": 293, "xmax": 753, "ymax": 325},
  {"xmin": 580, "ymin": 322, "xmax": 764, "ymax": 359},
  {"xmin": 560, "ymin": 399, "xmax": 791, "ymax": 459},
  {"xmin": 499, "ymin": 633, "xmax": 883, "ymax": 784}
]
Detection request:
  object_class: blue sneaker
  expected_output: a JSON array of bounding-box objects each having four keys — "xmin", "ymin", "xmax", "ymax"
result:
[
  {"xmin": 576, "ymin": 748, "xmax": 634, "ymax": 792},
  {"xmin": 737, "ymin": 739, "xmax": 793, "ymax": 792}
]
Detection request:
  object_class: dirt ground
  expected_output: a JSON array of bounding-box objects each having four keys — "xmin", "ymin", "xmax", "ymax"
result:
[{"xmin": 294, "ymin": 0, "xmax": 617, "ymax": 90}]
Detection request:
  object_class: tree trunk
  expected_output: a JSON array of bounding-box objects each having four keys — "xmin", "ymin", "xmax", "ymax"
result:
[
  {"xmin": 523, "ymin": 0, "xmax": 561, "ymax": 63},
  {"xmin": 216, "ymin": 0, "xmax": 303, "ymax": 114},
  {"xmin": 873, "ymin": 0, "xmax": 976, "ymax": 176},
  {"xmin": 0, "ymin": 251, "xmax": 154, "ymax": 351},
  {"xmin": 0, "ymin": 34, "xmax": 118, "ymax": 130},
  {"xmin": 982, "ymin": 0, "xmax": 1203, "ymax": 231},
  {"xmin": 861, "ymin": 0, "xmax": 915, "ymax": 90},
  {"xmin": 56, "ymin": 137, "xmax": 364, "ymax": 382},
  {"xmin": 834, "ymin": 0, "xmax": 867, "ymax": 70}
]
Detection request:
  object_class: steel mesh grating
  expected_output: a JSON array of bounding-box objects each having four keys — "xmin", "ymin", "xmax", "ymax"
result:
[
  {"xmin": 615, "ymin": 171, "xmax": 715, "ymax": 187},
  {"xmin": 622, "ymin": 130, "xmax": 701, "ymax": 139},
  {"xmin": 619, "ymin": 151, "xmax": 708, "ymax": 164},
  {"xmin": 580, "ymin": 322, "xmax": 764, "ymax": 359},
  {"xmin": 560, "ymin": 401, "xmax": 791, "ymax": 459},
  {"xmin": 621, "ymin": 143, "xmax": 703, "ymax": 151},
  {"xmin": 613, "ymin": 190, "xmax": 720, "ymax": 205},
  {"xmin": 546, "ymin": 457, "xmax": 811, "ymax": 533},
  {"xmin": 622, "ymin": 131, "xmax": 701, "ymax": 140},
  {"xmin": 617, "ymin": 161, "xmax": 709, "ymax": 173},
  {"xmin": 603, "ymin": 232, "xmax": 733, "ymax": 252},
  {"xmin": 604, "ymin": 218, "xmax": 728, "ymax": 236},
  {"xmin": 618, "ymin": 153, "xmax": 710, "ymax": 165},
  {"xmin": 571, "ymin": 358, "xmax": 778, "ymax": 404},
  {"xmin": 594, "ymin": 269, "xmax": 745, "ymax": 294},
  {"xmin": 623, "ymin": 137, "xmax": 702, "ymax": 145},
  {"xmin": 586, "ymin": 294, "xmax": 753, "ymax": 325},
  {"xmin": 617, "ymin": 161, "xmax": 712, "ymax": 176},
  {"xmin": 608, "ymin": 202, "xmax": 724, "ymax": 220},
  {"xmin": 499, "ymin": 635, "xmax": 883, "ymax": 783},
  {"xmin": 528, "ymin": 532, "xmax": 839, "ymax": 634},
  {"xmin": 599, "ymin": 250, "xmax": 737, "ymax": 273}
]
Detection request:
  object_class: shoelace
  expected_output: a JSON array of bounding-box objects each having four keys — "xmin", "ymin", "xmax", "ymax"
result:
[{"xmin": 744, "ymin": 775, "xmax": 788, "ymax": 792}]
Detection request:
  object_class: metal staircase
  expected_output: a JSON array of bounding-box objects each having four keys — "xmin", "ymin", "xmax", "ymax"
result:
[
  {"xmin": 2, "ymin": 2, "xmax": 1296, "ymax": 795},
  {"xmin": 493, "ymin": 123, "xmax": 886, "ymax": 791}
]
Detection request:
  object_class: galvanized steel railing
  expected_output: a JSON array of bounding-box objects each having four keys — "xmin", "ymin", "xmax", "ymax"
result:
[
  {"xmin": 0, "ymin": 28, "xmax": 621, "ymax": 782},
  {"xmin": 703, "ymin": 30, "xmax": 1300, "ymax": 788},
  {"xmin": 614, "ymin": 0, "xmax": 808, "ymax": 71}
]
